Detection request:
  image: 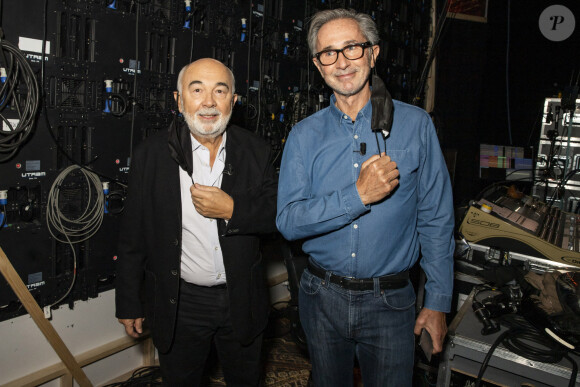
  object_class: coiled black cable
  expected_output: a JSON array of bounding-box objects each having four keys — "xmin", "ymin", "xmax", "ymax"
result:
[
  {"xmin": 475, "ymin": 314, "xmax": 578, "ymax": 387},
  {"xmin": 0, "ymin": 36, "xmax": 40, "ymax": 162},
  {"xmin": 101, "ymin": 366, "xmax": 162, "ymax": 386}
]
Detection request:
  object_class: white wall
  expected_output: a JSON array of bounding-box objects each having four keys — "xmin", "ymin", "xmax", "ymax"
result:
[{"xmin": 0, "ymin": 289, "xmax": 147, "ymax": 387}]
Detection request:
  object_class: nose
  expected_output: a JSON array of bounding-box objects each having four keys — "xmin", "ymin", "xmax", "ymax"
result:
[
  {"xmin": 201, "ymin": 91, "xmax": 216, "ymax": 107},
  {"xmin": 335, "ymin": 50, "xmax": 350, "ymax": 68}
]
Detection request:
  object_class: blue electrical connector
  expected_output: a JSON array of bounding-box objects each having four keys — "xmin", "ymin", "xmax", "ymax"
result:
[
  {"xmin": 241, "ymin": 18, "xmax": 247, "ymax": 42},
  {"xmin": 102, "ymin": 182, "xmax": 110, "ymax": 214},
  {"xmin": 0, "ymin": 190, "xmax": 7, "ymax": 227},
  {"xmin": 279, "ymin": 101, "xmax": 285, "ymax": 122},
  {"xmin": 184, "ymin": 0, "xmax": 192, "ymax": 29},
  {"xmin": 0, "ymin": 68, "xmax": 7, "ymax": 106},
  {"xmin": 103, "ymin": 80, "xmax": 113, "ymax": 113}
]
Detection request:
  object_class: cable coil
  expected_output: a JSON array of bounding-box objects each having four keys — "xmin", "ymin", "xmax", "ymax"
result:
[
  {"xmin": 46, "ymin": 165, "xmax": 105, "ymax": 244},
  {"xmin": 0, "ymin": 37, "xmax": 40, "ymax": 162}
]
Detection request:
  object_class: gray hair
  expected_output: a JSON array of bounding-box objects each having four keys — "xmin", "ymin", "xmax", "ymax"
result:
[
  {"xmin": 176, "ymin": 61, "xmax": 236, "ymax": 95},
  {"xmin": 307, "ymin": 9, "xmax": 379, "ymax": 55}
]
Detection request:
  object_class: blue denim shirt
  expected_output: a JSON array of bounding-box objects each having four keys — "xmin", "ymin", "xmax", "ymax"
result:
[{"xmin": 276, "ymin": 94, "xmax": 455, "ymax": 313}]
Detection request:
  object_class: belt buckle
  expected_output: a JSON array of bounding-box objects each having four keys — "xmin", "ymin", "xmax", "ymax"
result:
[
  {"xmin": 344, "ymin": 276, "xmax": 361, "ymax": 290},
  {"xmin": 339, "ymin": 276, "xmax": 353, "ymax": 288}
]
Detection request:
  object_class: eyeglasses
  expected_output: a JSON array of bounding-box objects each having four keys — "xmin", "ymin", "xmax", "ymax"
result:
[{"xmin": 314, "ymin": 42, "xmax": 373, "ymax": 66}]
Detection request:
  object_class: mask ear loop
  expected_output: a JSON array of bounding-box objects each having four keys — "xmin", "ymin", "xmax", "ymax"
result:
[{"xmin": 369, "ymin": 46, "xmax": 388, "ymax": 156}]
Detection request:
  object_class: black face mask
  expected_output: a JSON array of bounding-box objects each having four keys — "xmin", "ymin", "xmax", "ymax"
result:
[
  {"xmin": 168, "ymin": 114, "xmax": 194, "ymax": 183},
  {"xmin": 370, "ymin": 74, "xmax": 394, "ymax": 138}
]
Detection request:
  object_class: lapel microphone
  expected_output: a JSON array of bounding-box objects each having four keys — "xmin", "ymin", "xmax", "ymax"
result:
[
  {"xmin": 224, "ymin": 163, "xmax": 234, "ymax": 176},
  {"xmin": 353, "ymin": 142, "xmax": 367, "ymax": 156}
]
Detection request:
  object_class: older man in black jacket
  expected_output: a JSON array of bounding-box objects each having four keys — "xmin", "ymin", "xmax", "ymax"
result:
[{"xmin": 115, "ymin": 58, "xmax": 277, "ymax": 386}]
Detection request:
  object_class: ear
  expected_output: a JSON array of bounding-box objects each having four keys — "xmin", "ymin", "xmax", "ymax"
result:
[
  {"xmin": 173, "ymin": 91, "xmax": 182, "ymax": 113},
  {"xmin": 232, "ymin": 94, "xmax": 238, "ymax": 106},
  {"xmin": 370, "ymin": 45, "xmax": 380, "ymax": 68},
  {"xmin": 313, "ymin": 57, "xmax": 324, "ymax": 76}
]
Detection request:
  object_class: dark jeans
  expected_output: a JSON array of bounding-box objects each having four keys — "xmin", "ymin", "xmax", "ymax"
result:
[
  {"xmin": 158, "ymin": 280, "xmax": 263, "ymax": 386},
  {"xmin": 299, "ymin": 268, "xmax": 416, "ymax": 387}
]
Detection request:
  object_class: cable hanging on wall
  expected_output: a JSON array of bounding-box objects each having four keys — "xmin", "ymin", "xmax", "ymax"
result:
[
  {"xmin": 46, "ymin": 165, "xmax": 105, "ymax": 244},
  {"xmin": 45, "ymin": 165, "xmax": 105, "ymax": 311},
  {"xmin": 411, "ymin": 0, "xmax": 452, "ymax": 106},
  {"xmin": 0, "ymin": 29, "xmax": 40, "ymax": 163}
]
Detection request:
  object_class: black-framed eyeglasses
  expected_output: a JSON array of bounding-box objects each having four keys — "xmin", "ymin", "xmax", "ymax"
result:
[{"xmin": 314, "ymin": 42, "xmax": 373, "ymax": 66}]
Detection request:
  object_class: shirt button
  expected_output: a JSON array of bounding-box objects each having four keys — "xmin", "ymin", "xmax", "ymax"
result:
[
  {"xmin": 171, "ymin": 269, "xmax": 178, "ymax": 276},
  {"xmin": 343, "ymin": 115, "xmax": 348, "ymax": 120},
  {"xmin": 172, "ymin": 238, "xmax": 179, "ymax": 246},
  {"xmin": 353, "ymin": 224, "xmax": 358, "ymax": 229},
  {"xmin": 170, "ymin": 298, "xmax": 176, "ymax": 304},
  {"xmin": 354, "ymin": 163, "xmax": 359, "ymax": 168},
  {"xmin": 351, "ymin": 253, "xmax": 356, "ymax": 258},
  {"xmin": 215, "ymin": 246, "xmax": 219, "ymax": 251},
  {"xmin": 354, "ymin": 135, "xmax": 359, "ymax": 139}
]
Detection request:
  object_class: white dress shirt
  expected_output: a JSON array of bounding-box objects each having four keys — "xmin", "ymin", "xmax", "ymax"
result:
[{"xmin": 179, "ymin": 132, "xmax": 227, "ymax": 286}]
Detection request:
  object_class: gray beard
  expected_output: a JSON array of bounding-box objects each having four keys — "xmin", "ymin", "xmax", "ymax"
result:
[{"xmin": 183, "ymin": 108, "xmax": 231, "ymax": 140}]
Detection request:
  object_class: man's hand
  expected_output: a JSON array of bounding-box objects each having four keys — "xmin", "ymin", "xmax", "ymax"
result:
[
  {"xmin": 190, "ymin": 183, "xmax": 234, "ymax": 220},
  {"xmin": 356, "ymin": 152, "xmax": 399, "ymax": 205},
  {"xmin": 118, "ymin": 318, "xmax": 145, "ymax": 338},
  {"xmin": 414, "ymin": 308, "xmax": 447, "ymax": 354}
]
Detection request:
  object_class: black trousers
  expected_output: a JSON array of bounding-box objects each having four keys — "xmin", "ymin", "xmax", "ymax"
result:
[{"xmin": 158, "ymin": 280, "xmax": 263, "ymax": 386}]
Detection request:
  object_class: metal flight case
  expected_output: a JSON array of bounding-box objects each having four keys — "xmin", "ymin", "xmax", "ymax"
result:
[{"xmin": 437, "ymin": 302, "xmax": 580, "ymax": 387}]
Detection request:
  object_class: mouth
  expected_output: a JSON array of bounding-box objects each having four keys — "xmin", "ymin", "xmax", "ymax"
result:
[
  {"xmin": 335, "ymin": 71, "xmax": 357, "ymax": 80},
  {"xmin": 197, "ymin": 111, "xmax": 220, "ymax": 121}
]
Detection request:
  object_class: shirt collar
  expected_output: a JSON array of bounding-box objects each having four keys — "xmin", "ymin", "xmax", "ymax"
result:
[
  {"xmin": 329, "ymin": 93, "xmax": 372, "ymax": 122},
  {"xmin": 190, "ymin": 131, "xmax": 227, "ymax": 163}
]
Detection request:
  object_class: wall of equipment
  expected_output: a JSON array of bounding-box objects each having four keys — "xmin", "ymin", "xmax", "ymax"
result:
[{"xmin": 0, "ymin": 0, "xmax": 433, "ymax": 322}]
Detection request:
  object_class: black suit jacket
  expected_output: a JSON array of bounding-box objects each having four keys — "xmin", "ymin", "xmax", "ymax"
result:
[{"xmin": 115, "ymin": 124, "xmax": 277, "ymax": 352}]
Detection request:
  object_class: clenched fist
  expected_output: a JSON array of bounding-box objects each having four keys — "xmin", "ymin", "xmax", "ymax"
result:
[{"xmin": 356, "ymin": 152, "xmax": 399, "ymax": 205}]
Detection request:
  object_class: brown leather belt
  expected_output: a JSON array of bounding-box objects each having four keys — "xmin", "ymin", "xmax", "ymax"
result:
[{"xmin": 307, "ymin": 263, "xmax": 409, "ymax": 291}]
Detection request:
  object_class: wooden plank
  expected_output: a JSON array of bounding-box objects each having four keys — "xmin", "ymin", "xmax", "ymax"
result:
[
  {"xmin": 76, "ymin": 336, "xmax": 148, "ymax": 366},
  {"xmin": 143, "ymin": 338, "xmax": 156, "ymax": 366},
  {"xmin": 60, "ymin": 374, "xmax": 73, "ymax": 387},
  {"xmin": 1, "ymin": 363, "xmax": 67, "ymax": 387},
  {"xmin": 0, "ymin": 246, "xmax": 93, "ymax": 387}
]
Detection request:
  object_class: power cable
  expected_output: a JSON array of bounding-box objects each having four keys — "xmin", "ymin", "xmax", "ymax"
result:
[
  {"xmin": 475, "ymin": 313, "xmax": 578, "ymax": 387},
  {"xmin": 45, "ymin": 165, "xmax": 105, "ymax": 310},
  {"xmin": 0, "ymin": 32, "xmax": 40, "ymax": 162},
  {"xmin": 38, "ymin": 0, "xmax": 127, "ymax": 188},
  {"xmin": 505, "ymin": 0, "xmax": 512, "ymax": 145},
  {"xmin": 412, "ymin": 0, "xmax": 452, "ymax": 105},
  {"xmin": 128, "ymin": 2, "xmax": 140, "ymax": 167},
  {"xmin": 255, "ymin": 4, "xmax": 266, "ymax": 134},
  {"xmin": 101, "ymin": 366, "xmax": 162, "ymax": 386}
]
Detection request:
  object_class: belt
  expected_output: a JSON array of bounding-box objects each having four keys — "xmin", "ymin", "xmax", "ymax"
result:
[
  {"xmin": 180, "ymin": 278, "xmax": 227, "ymax": 289},
  {"xmin": 307, "ymin": 263, "xmax": 409, "ymax": 291}
]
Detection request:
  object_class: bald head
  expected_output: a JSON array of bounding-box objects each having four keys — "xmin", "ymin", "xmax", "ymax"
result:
[
  {"xmin": 177, "ymin": 58, "xmax": 236, "ymax": 95},
  {"xmin": 174, "ymin": 58, "xmax": 238, "ymax": 141}
]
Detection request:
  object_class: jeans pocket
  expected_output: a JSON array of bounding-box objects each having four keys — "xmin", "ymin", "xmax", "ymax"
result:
[
  {"xmin": 381, "ymin": 281, "xmax": 416, "ymax": 310},
  {"xmin": 300, "ymin": 268, "xmax": 323, "ymax": 296}
]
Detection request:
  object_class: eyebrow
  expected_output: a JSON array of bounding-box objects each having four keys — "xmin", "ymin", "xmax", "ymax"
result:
[
  {"xmin": 319, "ymin": 39, "xmax": 359, "ymax": 51},
  {"xmin": 187, "ymin": 80, "xmax": 230, "ymax": 90}
]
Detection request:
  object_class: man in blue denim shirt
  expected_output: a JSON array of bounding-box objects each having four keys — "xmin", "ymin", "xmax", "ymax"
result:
[{"xmin": 276, "ymin": 9, "xmax": 454, "ymax": 386}]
